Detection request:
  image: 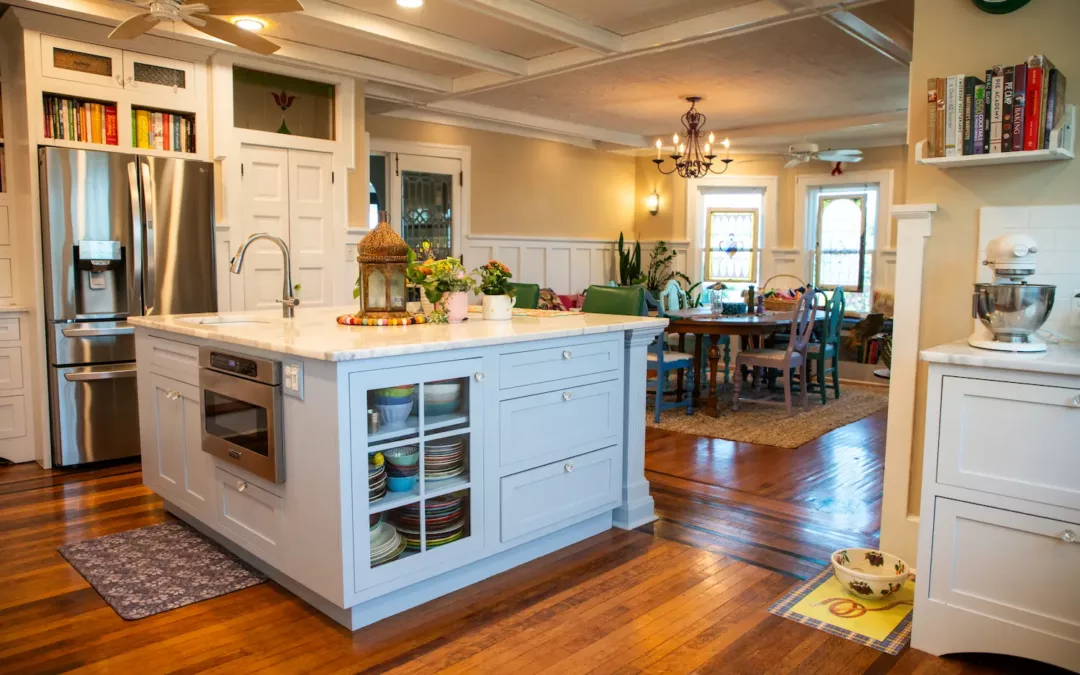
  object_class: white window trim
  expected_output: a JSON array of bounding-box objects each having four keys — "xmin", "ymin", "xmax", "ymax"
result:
[
  {"xmin": 795, "ymin": 170, "xmax": 894, "ymax": 292},
  {"xmin": 685, "ymin": 175, "xmax": 779, "ymax": 284}
]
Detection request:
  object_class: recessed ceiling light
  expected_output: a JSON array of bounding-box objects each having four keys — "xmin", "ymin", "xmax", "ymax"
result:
[
  {"xmin": 396, "ymin": 0, "xmax": 423, "ymax": 8},
  {"xmin": 232, "ymin": 17, "xmax": 266, "ymax": 31}
]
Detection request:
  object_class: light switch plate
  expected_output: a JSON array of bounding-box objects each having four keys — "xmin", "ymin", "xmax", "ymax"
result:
[{"xmin": 283, "ymin": 361, "xmax": 304, "ymax": 400}]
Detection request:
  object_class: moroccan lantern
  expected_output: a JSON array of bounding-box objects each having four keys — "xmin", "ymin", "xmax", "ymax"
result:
[{"xmin": 346, "ymin": 218, "xmax": 420, "ymax": 326}]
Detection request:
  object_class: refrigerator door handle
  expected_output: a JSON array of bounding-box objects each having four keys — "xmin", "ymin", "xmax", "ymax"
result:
[
  {"xmin": 63, "ymin": 366, "xmax": 138, "ymax": 382},
  {"xmin": 141, "ymin": 158, "xmax": 156, "ymax": 315},
  {"xmin": 128, "ymin": 159, "xmax": 145, "ymax": 318}
]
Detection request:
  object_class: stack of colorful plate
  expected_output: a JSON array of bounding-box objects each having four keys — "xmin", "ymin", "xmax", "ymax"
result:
[
  {"xmin": 369, "ymin": 458, "xmax": 386, "ymax": 502},
  {"xmin": 424, "ymin": 438, "xmax": 465, "ymax": 481},
  {"xmin": 393, "ymin": 495, "xmax": 466, "ymax": 550},
  {"xmin": 369, "ymin": 521, "xmax": 406, "ymax": 567}
]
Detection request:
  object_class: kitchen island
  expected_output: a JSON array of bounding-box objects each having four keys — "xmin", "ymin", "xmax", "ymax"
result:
[{"xmin": 128, "ymin": 307, "xmax": 667, "ymax": 630}]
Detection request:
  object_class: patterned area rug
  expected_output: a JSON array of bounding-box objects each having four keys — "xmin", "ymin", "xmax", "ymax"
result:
[
  {"xmin": 58, "ymin": 521, "xmax": 267, "ymax": 620},
  {"xmin": 768, "ymin": 566, "xmax": 914, "ymax": 655},
  {"xmin": 647, "ymin": 384, "xmax": 888, "ymax": 448}
]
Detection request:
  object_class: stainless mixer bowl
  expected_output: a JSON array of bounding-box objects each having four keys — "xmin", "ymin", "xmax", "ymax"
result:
[{"xmin": 972, "ymin": 283, "xmax": 1056, "ymax": 343}]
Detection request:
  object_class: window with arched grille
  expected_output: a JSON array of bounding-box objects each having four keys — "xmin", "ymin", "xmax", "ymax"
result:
[{"xmin": 808, "ymin": 185, "xmax": 878, "ymax": 313}]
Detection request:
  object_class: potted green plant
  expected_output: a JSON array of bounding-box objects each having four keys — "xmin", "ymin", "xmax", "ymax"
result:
[
  {"xmin": 407, "ymin": 255, "xmax": 474, "ymax": 323},
  {"xmin": 474, "ymin": 260, "xmax": 516, "ymax": 320}
]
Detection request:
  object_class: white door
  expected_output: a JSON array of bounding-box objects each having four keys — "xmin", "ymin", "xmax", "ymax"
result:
[
  {"xmin": 287, "ymin": 150, "xmax": 335, "ymax": 308},
  {"xmin": 240, "ymin": 145, "xmax": 291, "ymax": 310},
  {"xmin": 390, "ymin": 154, "xmax": 462, "ymax": 260}
]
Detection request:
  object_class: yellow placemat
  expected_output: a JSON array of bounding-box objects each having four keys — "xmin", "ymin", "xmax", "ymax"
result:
[
  {"xmin": 768, "ymin": 566, "xmax": 914, "ymax": 654},
  {"xmin": 466, "ymin": 306, "xmax": 578, "ymax": 318}
]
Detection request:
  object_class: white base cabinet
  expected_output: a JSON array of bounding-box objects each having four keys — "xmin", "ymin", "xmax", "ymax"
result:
[{"xmin": 913, "ymin": 356, "xmax": 1080, "ymax": 673}]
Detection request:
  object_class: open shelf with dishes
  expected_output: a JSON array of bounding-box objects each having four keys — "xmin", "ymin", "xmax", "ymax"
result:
[{"xmin": 360, "ymin": 367, "xmax": 480, "ymax": 574}]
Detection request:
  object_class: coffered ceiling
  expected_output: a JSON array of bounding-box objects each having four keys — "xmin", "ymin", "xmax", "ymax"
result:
[{"xmin": 5, "ymin": 0, "xmax": 914, "ymax": 153}]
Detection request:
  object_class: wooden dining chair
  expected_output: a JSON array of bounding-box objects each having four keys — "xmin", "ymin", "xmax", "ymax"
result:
[
  {"xmin": 731, "ymin": 289, "xmax": 816, "ymax": 416},
  {"xmin": 582, "ymin": 285, "xmax": 693, "ymax": 422},
  {"xmin": 807, "ymin": 286, "xmax": 845, "ymax": 404}
]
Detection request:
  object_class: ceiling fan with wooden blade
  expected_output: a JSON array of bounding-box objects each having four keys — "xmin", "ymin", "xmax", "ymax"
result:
[
  {"xmin": 109, "ymin": 0, "xmax": 303, "ymax": 55},
  {"xmin": 782, "ymin": 143, "xmax": 863, "ymax": 169}
]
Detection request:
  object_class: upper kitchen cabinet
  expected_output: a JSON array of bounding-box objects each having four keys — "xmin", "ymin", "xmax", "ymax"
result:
[{"xmin": 122, "ymin": 51, "xmax": 197, "ymax": 105}]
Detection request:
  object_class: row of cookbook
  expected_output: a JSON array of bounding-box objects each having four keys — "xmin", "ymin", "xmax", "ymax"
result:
[
  {"xmin": 43, "ymin": 95, "xmax": 119, "ymax": 145},
  {"xmin": 925, "ymin": 55, "xmax": 1067, "ymax": 157}
]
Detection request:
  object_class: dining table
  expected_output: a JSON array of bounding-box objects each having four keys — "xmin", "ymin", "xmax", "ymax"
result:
[{"xmin": 662, "ymin": 308, "xmax": 824, "ymax": 416}]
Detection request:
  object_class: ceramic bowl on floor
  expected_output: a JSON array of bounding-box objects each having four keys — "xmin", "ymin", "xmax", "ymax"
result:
[
  {"xmin": 385, "ymin": 445, "xmax": 420, "ymax": 467},
  {"xmin": 376, "ymin": 400, "xmax": 414, "ymax": 427},
  {"xmin": 830, "ymin": 548, "xmax": 911, "ymax": 599}
]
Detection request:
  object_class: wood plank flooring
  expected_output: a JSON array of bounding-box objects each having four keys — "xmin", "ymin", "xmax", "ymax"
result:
[{"xmin": 0, "ymin": 419, "xmax": 1066, "ymax": 674}]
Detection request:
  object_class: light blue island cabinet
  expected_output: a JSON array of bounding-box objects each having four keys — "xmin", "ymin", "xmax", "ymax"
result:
[{"xmin": 129, "ymin": 307, "xmax": 668, "ymax": 629}]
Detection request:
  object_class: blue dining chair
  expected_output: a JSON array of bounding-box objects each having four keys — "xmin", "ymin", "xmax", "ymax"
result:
[{"xmin": 582, "ymin": 285, "xmax": 693, "ymax": 422}]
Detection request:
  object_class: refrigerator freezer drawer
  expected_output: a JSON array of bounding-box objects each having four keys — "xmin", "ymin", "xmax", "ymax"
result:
[
  {"xmin": 49, "ymin": 321, "xmax": 135, "ymax": 366},
  {"xmin": 50, "ymin": 363, "xmax": 141, "ymax": 466}
]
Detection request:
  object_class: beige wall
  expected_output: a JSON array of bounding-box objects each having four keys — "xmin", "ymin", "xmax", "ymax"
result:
[
  {"xmin": 347, "ymin": 85, "xmax": 367, "ymax": 228},
  {"xmin": 365, "ymin": 115, "xmax": 637, "ymax": 239},
  {"xmin": 635, "ymin": 145, "xmax": 908, "ymax": 248},
  {"xmin": 903, "ymin": 0, "xmax": 1080, "ymax": 512}
]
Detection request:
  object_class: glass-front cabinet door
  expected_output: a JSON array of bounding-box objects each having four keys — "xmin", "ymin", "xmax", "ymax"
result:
[
  {"xmin": 390, "ymin": 154, "xmax": 462, "ymax": 260},
  {"xmin": 349, "ymin": 357, "xmax": 484, "ymax": 591}
]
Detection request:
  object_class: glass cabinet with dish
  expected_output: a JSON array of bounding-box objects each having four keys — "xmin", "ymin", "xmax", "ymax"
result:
[{"xmin": 350, "ymin": 358, "xmax": 484, "ymax": 589}]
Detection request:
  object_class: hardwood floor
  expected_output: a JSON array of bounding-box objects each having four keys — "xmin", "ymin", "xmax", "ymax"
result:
[{"xmin": 0, "ymin": 422, "xmax": 1066, "ymax": 674}]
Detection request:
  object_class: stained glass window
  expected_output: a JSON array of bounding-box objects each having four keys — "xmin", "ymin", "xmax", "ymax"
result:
[
  {"xmin": 810, "ymin": 186, "xmax": 878, "ymax": 313},
  {"xmin": 705, "ymin": 209, "xmax": 758, "ymax": 283},
  {"xmin": 232, "ymin": 66, "xmax": 335, "ymax": 140}
]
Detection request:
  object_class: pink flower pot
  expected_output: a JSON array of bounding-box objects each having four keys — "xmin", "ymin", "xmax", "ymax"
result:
[{"xmin": 443, "ymin": 292, "xmax": 469, "ymax": 323}]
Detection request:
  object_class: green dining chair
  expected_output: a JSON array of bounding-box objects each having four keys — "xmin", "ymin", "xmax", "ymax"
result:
[
  {"xmin": 807, "ymin": 286, "xmax": 845, "ymax": 404},
  {"xmin": 508, "ymin": 282, "xmax": 540, "ymax": 310},
  {"xmin": 583, "ymin": 285, "xmax": 694, "ymax": 422}
]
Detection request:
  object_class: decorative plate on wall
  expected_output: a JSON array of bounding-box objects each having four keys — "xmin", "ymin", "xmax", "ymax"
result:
[{"xmin": 971, "ymin": 0, "xmax": 1031, "ymax": 14}]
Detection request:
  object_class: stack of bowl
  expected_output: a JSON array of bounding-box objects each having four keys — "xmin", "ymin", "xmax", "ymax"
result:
[
  {"xmin": 369, "ymin": 455, "xmax": 386, "ymax": 502},
  {"xmin": 369, "ymin": 520, "xmax": 406, "ymax": 567},
  {"xmin": 385, "ymin": 445, "xmax": 420, "ymax": 492},
  {"xmin": 425, "ymin": 437, "xmax": 466, "ymax": 481},
  {"xmin": 392, "ymin": 494, "xmax": 466, "ymax": 550},
  {"xmin": 374, "ymin": 385, "xmax": 415, "ymax": 428},
  {"xmin": 424, "ymin": 380, "xmax": 463, "ymax": 417}
]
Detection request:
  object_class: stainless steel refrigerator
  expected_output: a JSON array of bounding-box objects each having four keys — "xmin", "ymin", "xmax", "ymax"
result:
[{"xmin": 39, "ymin": 147, "xmax": 217, "ymax": 467}]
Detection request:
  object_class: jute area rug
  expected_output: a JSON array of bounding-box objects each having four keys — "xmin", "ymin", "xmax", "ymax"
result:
[
  {"xmin": 647, "ymin": 384, "xmax": 889, "ymax": 449},
  {"xmin": 59, "ymin": 521, "xmax": 267, "ymax": 620}
]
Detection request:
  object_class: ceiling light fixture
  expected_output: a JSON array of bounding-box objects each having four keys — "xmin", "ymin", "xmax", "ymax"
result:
[
  {"xmin": 232, "ymin": 17, "xmax": 266, "ymax": 31},
  {"xmin": 396, "ymin": 0, "xmax": 424, "ymax": 8},
  {"xmin": 653, "ymin": 97, "xmax": 733, "ymax": 179}
]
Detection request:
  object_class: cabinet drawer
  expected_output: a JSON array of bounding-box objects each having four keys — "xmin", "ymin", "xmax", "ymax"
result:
[
  {"xmin": 0, "ymin": 318, "xmax": 20, "ymax": 342},
  {"xmin": 500, "ymin": 446, "xmax": 619, "ymax": 543},
  {"xmin": 215, "ymin": 466, "xmax": 283, "ymax": 562},
  {"xmin": 499, "ymin": 337, "xmax": 620, "ymax": 390},
  {"xmin": 147, "ymin": 335, "xmax": 200, "ymax": 385},
  {"xmin": 929, "ymin": 498, "xmax": 1080, "ymax": 645},
  {"xmin": 0, "ymin": 395, "xmax": 27, "ymax": 440},
  {"xmin": 938, "ymin": 376, "xmax": 1080, "ymax": 510},
  {"xmin": 499, "ymin": 379, "xmax": 620, "ymax": 471},
  {"xmin": 0, "ymin": 347, "xmax": 24, "ymax": 390}
]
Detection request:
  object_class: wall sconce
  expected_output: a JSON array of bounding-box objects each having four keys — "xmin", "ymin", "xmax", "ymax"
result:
[{"xmin": 645, "ymin": 190, "xmax": 660, "ymax": 216}]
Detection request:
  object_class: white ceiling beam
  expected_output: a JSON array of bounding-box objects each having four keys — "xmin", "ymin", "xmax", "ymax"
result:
[
  {"xmin": 6, "ymin": 0, "xmax": 454, "ymax": 92},
  {"xmin": 445, "ymin": 0, "xmax": 623, "ymax": 54},
  {"xmin": 822, "ymin": 9, "xmax": 912, "ymax": 66},
  {"xmin": 378, "ymin": 108, "xmax": 601, "ymax": 150},
  {"xmin": 297, "ymin": 0, "xmax": 528, "ymax": 76},
  {"xmin": 424, "ymin": 100, "xmax": 647, "ymax": 147}
]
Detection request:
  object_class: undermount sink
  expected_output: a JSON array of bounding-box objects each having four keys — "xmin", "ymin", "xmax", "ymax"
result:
[{"xmin": 179, "ymin": 316, "xmax": 272, "ymax": 326}]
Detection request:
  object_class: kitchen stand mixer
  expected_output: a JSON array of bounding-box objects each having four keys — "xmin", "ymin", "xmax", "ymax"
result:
[{"xmin": 968, "ymin": 233, "xmax": 1056, "ymax": 353}]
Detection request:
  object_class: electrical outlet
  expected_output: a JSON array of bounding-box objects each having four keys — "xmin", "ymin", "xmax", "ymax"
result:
[{"xmin": 283, "ymin": 362, "xmax": 304, "ymax": 400}]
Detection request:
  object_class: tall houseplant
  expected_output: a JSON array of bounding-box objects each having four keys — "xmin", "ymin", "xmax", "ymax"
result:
[
  {"xmin": 644, "ymin": 240, "xmax": 690, "ymax": 294},
  {"xmin": 474, "ymin": 260, "xmax": 516, "ymax": 321},
  {"xmin": 618, "ymin": 232, "xmax": 644, "ymax": 286}
]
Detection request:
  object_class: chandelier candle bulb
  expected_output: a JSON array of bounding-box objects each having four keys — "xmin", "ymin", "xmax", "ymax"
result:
[
  {"xmin": 655, "ymin": 138, "xmax": 662, "ymax": 159},
  {"xmin": 708, "ymin": 132, "xmax": 715, "ymax": 144}
]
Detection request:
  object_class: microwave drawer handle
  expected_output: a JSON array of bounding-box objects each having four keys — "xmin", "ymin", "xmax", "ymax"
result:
[
  {"xmin": 64, "ymin": 367, "xmax": 138, "ymax": 382},
  {"xmin": 62, "ymin": 326, "xmax": 134, "ymax": 338}
]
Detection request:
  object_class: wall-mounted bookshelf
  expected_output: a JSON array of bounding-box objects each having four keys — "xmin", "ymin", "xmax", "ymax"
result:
[
  {"xmin": 916, "ymin": 104, "xmax": 1074, "ymax": 168},
  {"xmin": 131, "ymin": 106, "xmax": 196, "ymax": 154}
]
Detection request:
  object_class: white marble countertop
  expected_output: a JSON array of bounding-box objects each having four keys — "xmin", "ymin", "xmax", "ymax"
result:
[
  {"xmin": 921, "ymin": 340, "xmax": 1080, "ymax": 377},
  {"xmin": 129, "ymin": 306, "xmax": 669, "ymax": 362}
]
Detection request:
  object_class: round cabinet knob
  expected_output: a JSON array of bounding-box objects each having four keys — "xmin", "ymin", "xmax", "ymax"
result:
[
  {"xmin": 237, "ymin": 480, "xmax": 248, "ymax": 493},
  {"xmin": 1070, "ymin": 394, "xmax": 1080, "ymax": 408},
  {"xmin": 562, "ymin": 350, "xmax": 572, "ymax": 360},
  {"xmin": 474, "ymin": 372, "xmax": 486, "ymax": 382},
  {"xmin": 1060, "ymin": 530, "xmax": 1077, "ymax": 544},
  {"xmin": 562, "ymin": 392, "xmax": 573, "ymax": 401},
  {"xmin": 564, "ymin": 463, "xmax": 575, "ymax": 473}
]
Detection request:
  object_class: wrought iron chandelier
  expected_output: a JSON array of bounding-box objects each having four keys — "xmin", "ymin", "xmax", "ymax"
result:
[{"xmin": 653, "ymin": 96, "xmax": 733, "ymax": 178}]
